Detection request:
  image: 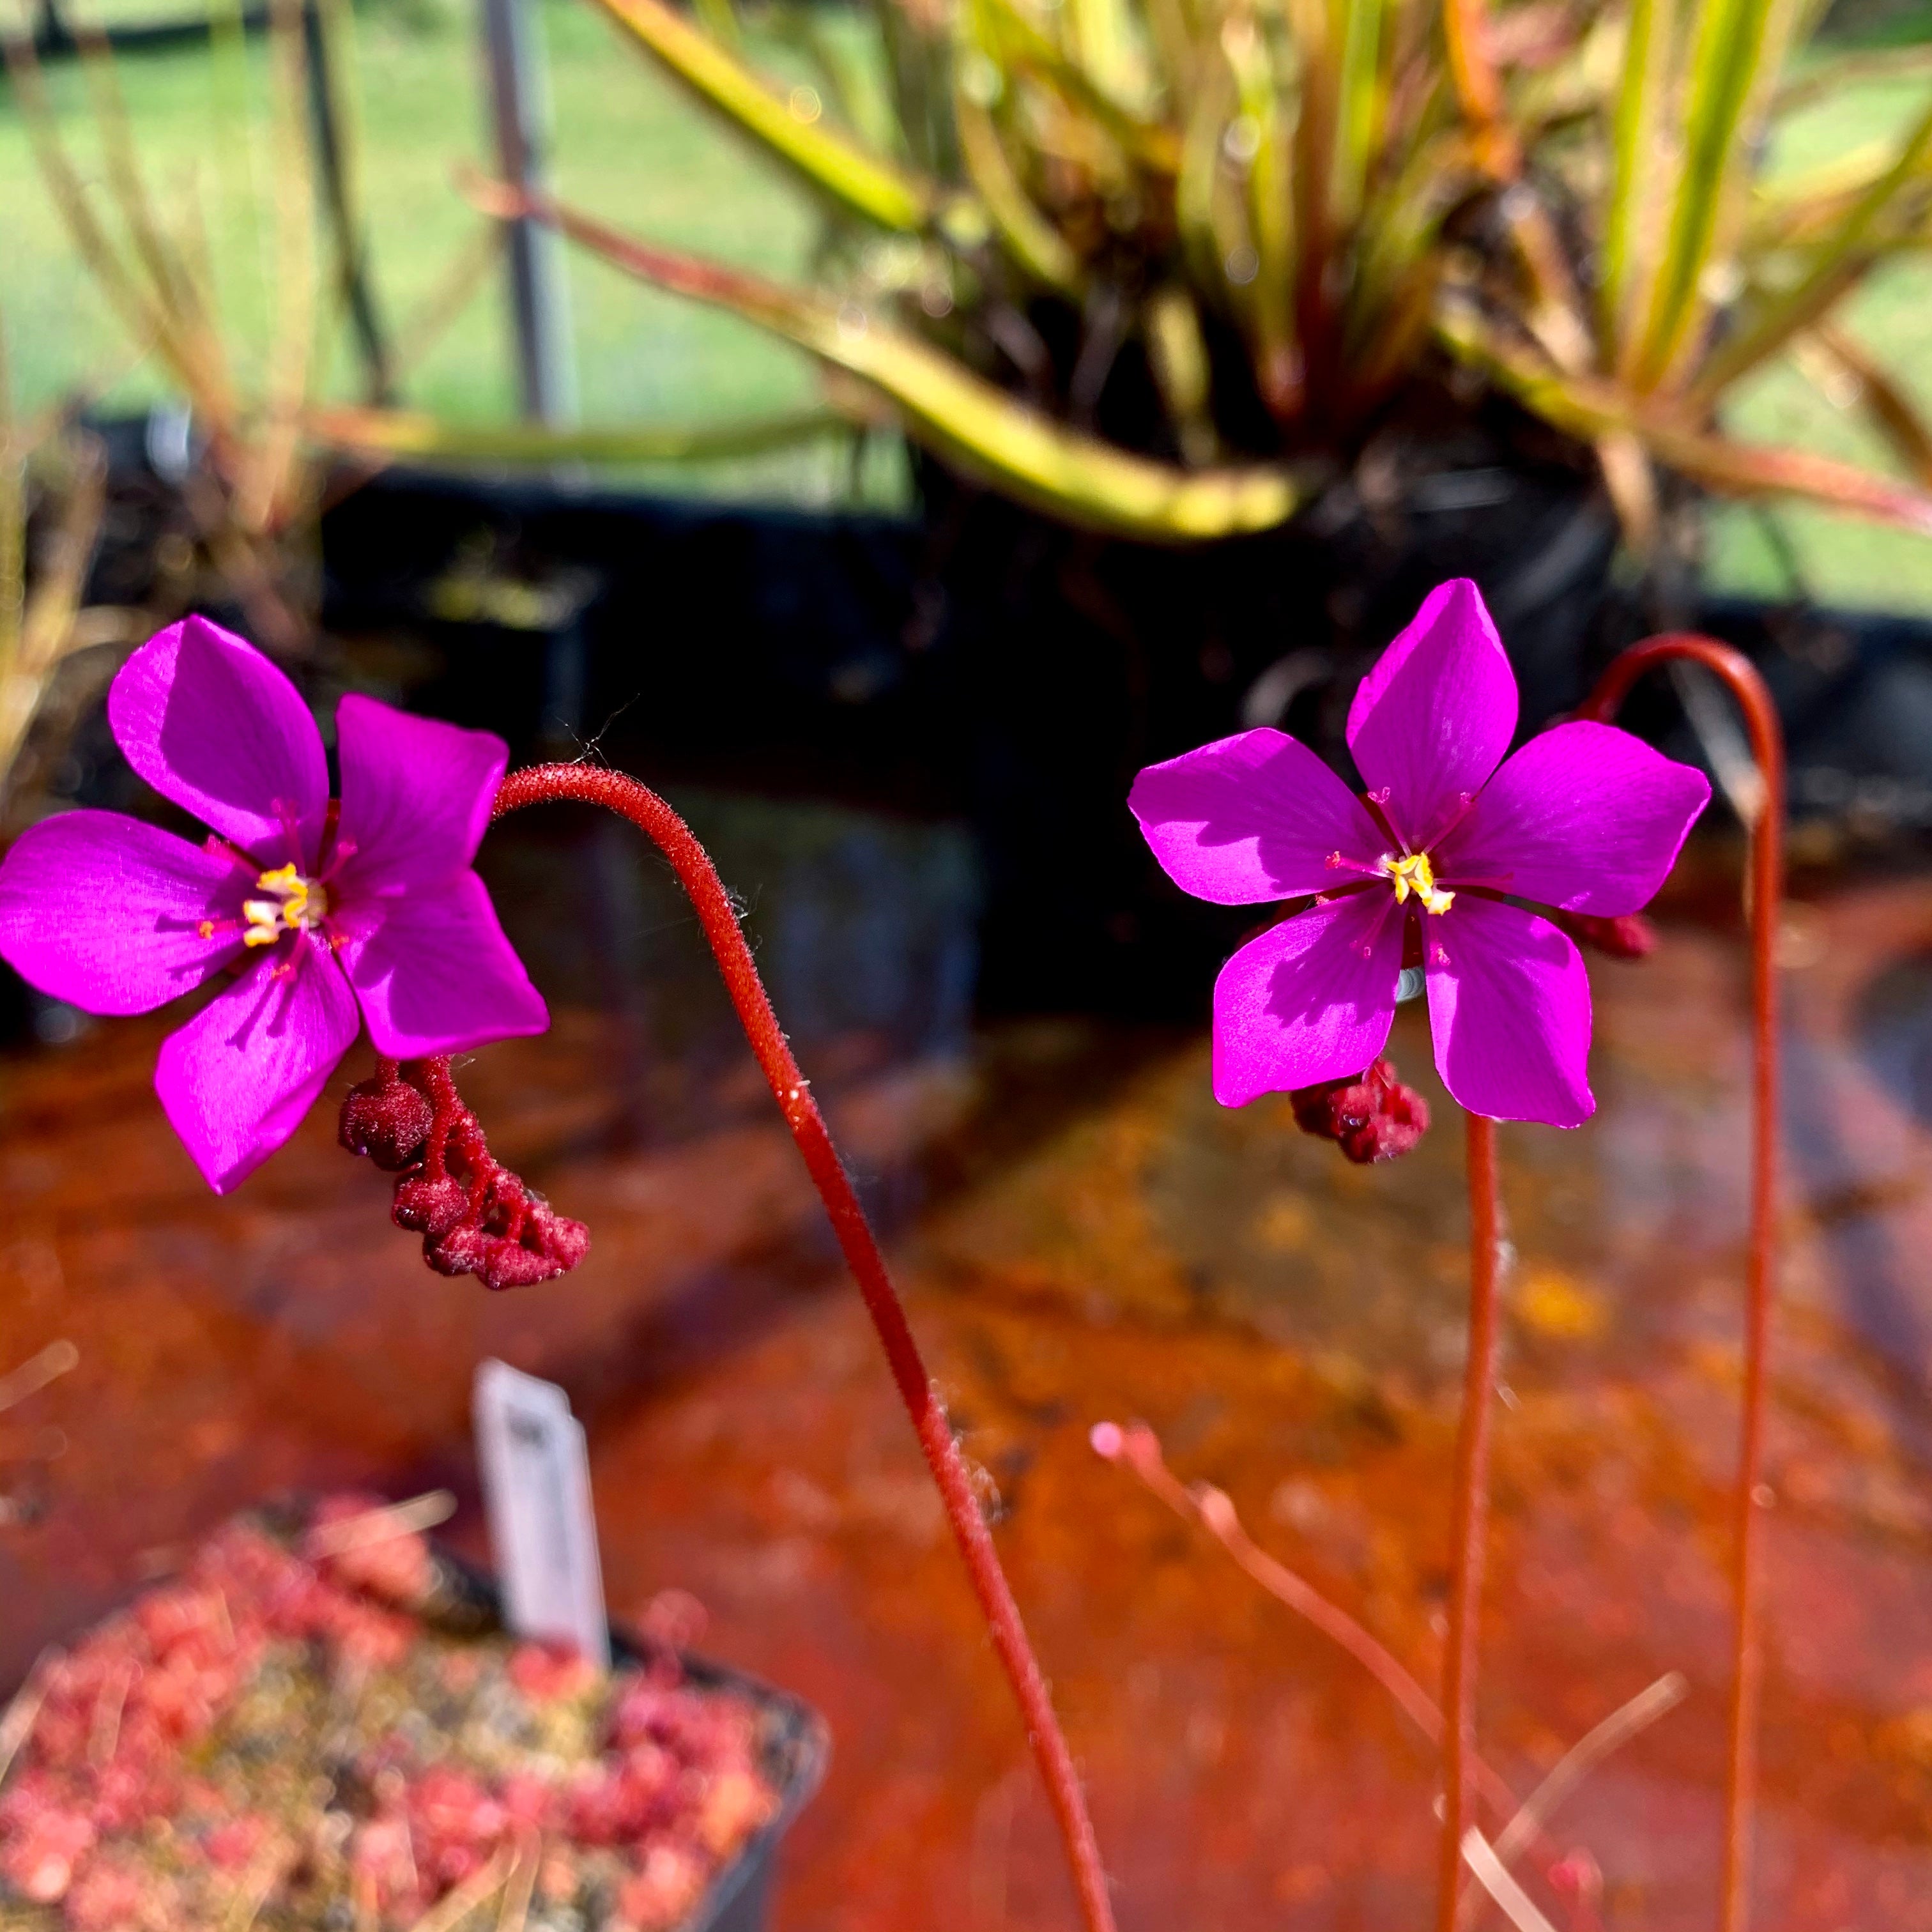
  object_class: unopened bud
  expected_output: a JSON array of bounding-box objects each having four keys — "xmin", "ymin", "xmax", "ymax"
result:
[
  {"xmin": 339, "ymin": 1074, "xmax": 433, "ymax": 1170},
  {"xmin": 1559, "ymin": 910, "xmax": 1657, "ymax": 960}
]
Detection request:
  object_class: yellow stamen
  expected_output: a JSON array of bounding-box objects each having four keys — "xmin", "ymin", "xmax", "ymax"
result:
[
  {"xmin": 1379, "ymin": 851, "xmax": 1455, "ymax": 916},
  {"xmin": 239, "ymin": 865, "xmax": 330, "ymax": 947}
]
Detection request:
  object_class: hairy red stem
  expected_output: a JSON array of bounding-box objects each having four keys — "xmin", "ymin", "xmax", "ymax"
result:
[
  {"xmin": 1580, "ymin": 637, "xmax": 1784, "ymax": 1932},
  {"xmin": 1438, "ymin": 1110, "xmax": 1503, "ymax": 1932},
  {"xmin": 491, "ymin": 765, "xmax": 1116, "ymax": 1932}
]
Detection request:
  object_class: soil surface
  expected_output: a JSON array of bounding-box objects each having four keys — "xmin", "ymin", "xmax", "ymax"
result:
[{"xmin": 3, "ymin": 806, "xmax": 1931, "ymax": 1931}]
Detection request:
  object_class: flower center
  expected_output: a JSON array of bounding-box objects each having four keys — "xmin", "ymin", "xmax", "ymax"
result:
[
  {"xmin": 1380, "ymin": 851, "xmax": 1454, "ymax": 916},
  {"xmin": 240, "ymin": 864, "xmax": 330, "ymax": 947}
]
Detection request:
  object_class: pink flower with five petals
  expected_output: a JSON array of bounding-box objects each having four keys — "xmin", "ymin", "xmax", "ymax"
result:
[
  {"xmin": 0, "ymin": 617, "xmax": 547, "ymax": 1189},
  {"xmin": 1130, "ymin": 579, "xmax": 1712, "ymax": 1126}
]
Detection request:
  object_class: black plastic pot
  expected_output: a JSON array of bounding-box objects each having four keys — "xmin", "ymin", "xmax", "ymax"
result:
[
  {"xmin": 316, "ymin": 433, "xmax": 1622, "ymax": 1016},
  {"xmin": 10, "ymin": 418, "xmax": 1930, "ymax": 1048}
]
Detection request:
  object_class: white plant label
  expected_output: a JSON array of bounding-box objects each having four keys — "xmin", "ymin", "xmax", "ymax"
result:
[{"xmin": 473, "ymin": 1360, "xmax": 611, "ymax": 1670}]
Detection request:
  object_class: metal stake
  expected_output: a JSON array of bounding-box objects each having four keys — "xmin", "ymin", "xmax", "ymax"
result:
[{"xmin": 479, "ymin": 0, "xmax": 576, "ymax": 425}]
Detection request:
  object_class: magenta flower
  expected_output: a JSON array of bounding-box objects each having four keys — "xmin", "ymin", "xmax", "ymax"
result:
[
  {"xmin": 0, "ymin": 617, "xmax": 547, "ymax": 1190},
  {"xmin": 1130, "ymin": 579, "xmax": 1711, "ymax": 1127}
]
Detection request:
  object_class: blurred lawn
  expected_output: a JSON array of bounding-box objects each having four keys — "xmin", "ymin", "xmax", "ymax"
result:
[
  {"xmin": 0, "ymin": 0, "xmax": 905, "ymax": 503},
  {"xmin": 1706, "ymin": 44, "xmax": 1932, "ymax": 610},
  {"xmin": 1, "ymin": 0, "xmax": 1931, "ymax": 597}
]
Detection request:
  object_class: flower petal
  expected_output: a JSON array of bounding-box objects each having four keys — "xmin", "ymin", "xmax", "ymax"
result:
[
  {"xmin": 109, "ymin": 617, "xmax": 328, "ymax": 867},
  {"xmin": 0, "ymin": 811, "xmax": 244, "ymax": 1014},
  {"xmin": 1212, "ymin": 890, "xmax": 1403, "ymax": 1106},
  {"xmin": 333, "ymin": 695, "xmax": 509, "ymax": 897},
  {"xmin": 155, "ymin": 935, "xmax": 360, "ymax": 1193},
  {"xmin": 1433, "ymin": 721, "xmax": 1711, "ymax": 915},
  {"xmin": 337, "ymin": 870, "xmax": 548, "ymax": 1059},
  {"xmin": 1346, "ymin": 579, "xmax": 1517, "ymax": 850},
  {"xmin": 1130, "ymin": 728, "xmax": 1388, "ymax": 905},
  {"xmin": 1423, "ymin": 896, "xmax": 1593, "ymax": 1127}
]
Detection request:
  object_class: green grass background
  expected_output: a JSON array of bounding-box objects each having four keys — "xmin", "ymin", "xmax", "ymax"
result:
[{"xmin": 3, "ymin": 0, "xmax": 1931, "ymax": 599}]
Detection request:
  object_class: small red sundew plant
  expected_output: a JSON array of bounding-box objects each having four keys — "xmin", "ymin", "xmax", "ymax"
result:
[{"xmin": 0, "ymin": 594, "xmax": 1786, "ymax": 1932}]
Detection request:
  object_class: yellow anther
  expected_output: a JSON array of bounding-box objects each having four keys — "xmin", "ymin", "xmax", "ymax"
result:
[
  {"xmin": 1379, "ymin": 851, "xmax": 1455, "ymax": 916},
  {"xmin": 240, "ymin": 866, "xmax": 330, "ymax": 947}
]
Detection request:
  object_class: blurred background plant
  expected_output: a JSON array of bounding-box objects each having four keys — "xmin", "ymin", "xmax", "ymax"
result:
[
  {"xmin": 0, "ymin": 0, "xmax": 344, "ymax": 659},
  {"xmin": 0, "ymin": 307, "xmax": 144, "ymax": 824},
  {"xmin": 526, "ymin": 0, "xmax": 1932, "ymax": 569},
  {"xmin": 4, "ymin": 0, "xmax": 1932, "ymax": 997}
]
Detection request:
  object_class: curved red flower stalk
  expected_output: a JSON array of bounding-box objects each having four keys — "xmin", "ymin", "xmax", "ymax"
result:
[
  {"xmin": 491, "ymin": 765, "xmax": 1117, "ymax": 1932},
  {"xmin": 1579, "ymin": 638, "xmax": 1785, "ymax": 1932},
  {"xmin": 1439, "ymin": 1111, "xmax": 1502, "ymax": 1932}
]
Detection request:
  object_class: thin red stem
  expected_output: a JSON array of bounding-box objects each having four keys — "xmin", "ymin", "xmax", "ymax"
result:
[
  {"xmin": 1580, "ymin": 638, "xmax": 1782, "ymax": 1932},
  {"xmin": 1438, "ymin": 1110, "xmax": 1502, "ymax": 1932},
  {"xmin": 1101, "ymin": 1421, "xmax": 1521, "ymax": 1820},
  {"xmin": 491, "ymin": 765, "xmax": 1116, "ymax": 1932}
]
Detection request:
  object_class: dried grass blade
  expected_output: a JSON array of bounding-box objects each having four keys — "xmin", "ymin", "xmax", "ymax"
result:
[
  {"xmin": 405, "ymin": 1845, "xmax": 516, "ymax": 1932},
  {"xmin": 1460, "ymin": 1828, "xmax": 1561, "ymax": 1932},
  {"xmin": 1491, "ymin": 1673, "xmax": 1687, "ymax": 1869},
  {"xmin": 1802, "ymin": 322, "xmax": 1932, "ymax": 487},
  {"xmin": 303, "ymin": 1489, "xmax": 458, "ymax": 1559},
  {"xmin": 0, "ymin": 1650, "xmax": 55, "ymax": 1792},
  {"xmin": 0, "ymin": 1339, "xmax": 80, "ymax": 1414},
  {"xmin": 1439, "ymin": 306, "xmax": 1932, "ymax": 533}
]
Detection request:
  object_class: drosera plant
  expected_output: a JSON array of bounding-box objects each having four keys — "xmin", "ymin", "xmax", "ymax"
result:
[
  {"xmin": 0, "ymin": 617, "xmax": 1120, "ymax": 1932},
  {"xmin": 0, "ymin": 590, "xmax": 1790, "ymax": 1929},
  {"xmin": 1117, "ymin": 579, "xmax": 1790, "ymax": 1932}
]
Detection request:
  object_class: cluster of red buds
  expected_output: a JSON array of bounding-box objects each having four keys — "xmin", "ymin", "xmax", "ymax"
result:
[
  {"xmin": 1556, "ymin": 910, "xmax": 1659, "ymax": 960},
  {"xmin": 338, "ymin": 1058, "xmax": 589, "ymax": 1290},
  {"xmin": 1290, "ymin": 1056, "xmax": 1431, "ymax": 1163}
]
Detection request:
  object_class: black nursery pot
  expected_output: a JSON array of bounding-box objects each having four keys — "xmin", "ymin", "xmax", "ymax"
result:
[
  {"xmin": 316, "ymin": 427, "xmax": 1621, "ymax": 1023},
  {"xmin": 905, "ymin": 423, "xmax": 1622, "ymax": 1016}
]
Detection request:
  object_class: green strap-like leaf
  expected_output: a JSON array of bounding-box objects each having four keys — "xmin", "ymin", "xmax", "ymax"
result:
[
  {"xmin": 951, "ymin": 14, "xmax": 1087, "ymax": 293},
  {"xmin": 306, "ymin": 405, "xmax": 855, "ymax": 463},
  {"xmin": 471, "ymin": 180, "xmax": 1310, "ymax": 542},
  {"xmin": 976, "ymin": 0, "xmax": 1182, "ymax": 176},
  {"xmin": 1439, "ymin": 303, "xmax": 1932, "ymax": 534},
  {"xmin": 1328, "ymin": 0, "xmax": 1387, "ymax": 234},
  {"xmin": 1629, "ymin": 0, "xmax": 1798, "ymax": 388},
  {"xmin": 585, "ymin": 0, "xmax": 938, "ymax": 233},
  {"xmin": 1692, "ymin": 93, "xmax": 1932, "ymax": 400},
  {"xmin": 1600, "ymin": 0, "xmax": 1673, "ymax": 365}
]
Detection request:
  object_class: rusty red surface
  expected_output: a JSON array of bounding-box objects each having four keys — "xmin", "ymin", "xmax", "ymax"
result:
[{"xmin": 4, "ymin": 867, "xmax": 1932, "ymax": 1930}]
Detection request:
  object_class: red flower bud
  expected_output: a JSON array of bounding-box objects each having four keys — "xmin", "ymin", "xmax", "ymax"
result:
[
  {"xmin": 1289, "ymin": 1057, "xmax": 1430, "ymax": 1163},
  {"xmin": 339, "ymin": 1066, "xmax": 434, "ymax": 1170}
]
